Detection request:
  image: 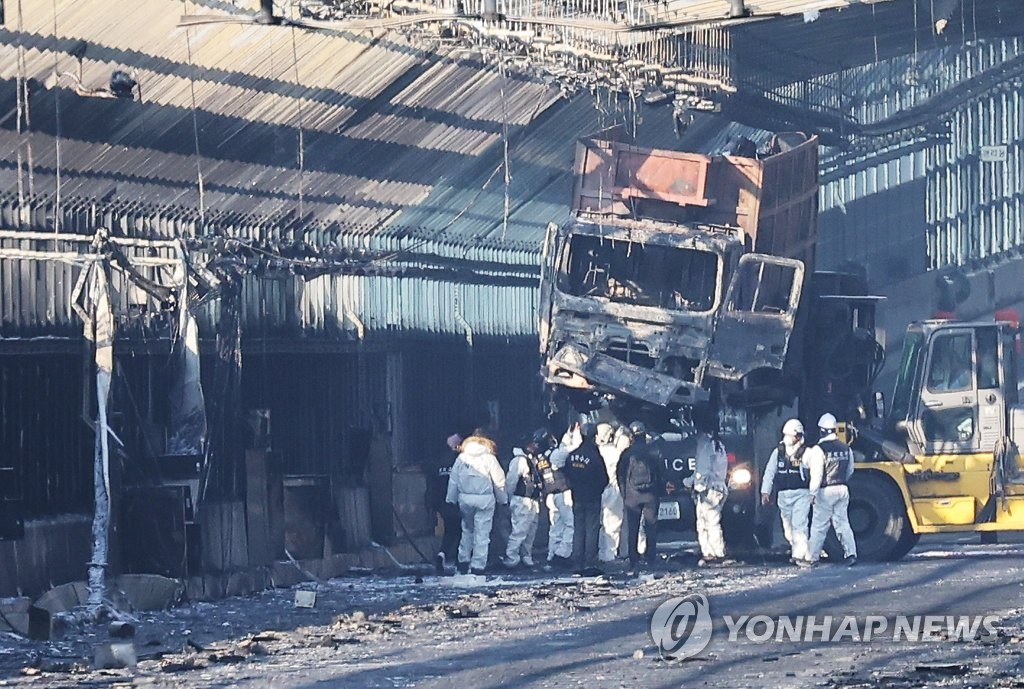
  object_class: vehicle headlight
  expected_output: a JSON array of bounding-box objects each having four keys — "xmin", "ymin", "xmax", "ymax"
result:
[{"xmin": 729, "ymin": 467, "xmax": 752, "ymax": 488}]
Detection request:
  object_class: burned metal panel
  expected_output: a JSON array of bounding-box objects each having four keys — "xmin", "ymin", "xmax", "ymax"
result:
[
  {"xmin": 573, "ymin": 139, "xmax": 713, "ymax": 215},
  {"xmin": 0, "ymin": 232, "xmax": 181, "ymax": 339},
  {"xmin": 547, "ymin": 342, "xmax": 707, "ymax": 407},
  {"xmin": 564, "ymin": 216, "xmax": 741, "ymax": 252},
  {"xmin": 537, "ymin": 222, "xmax": 559, "ymax": 355},
  {"xmin": 542, "ymin": 135, "xmax": 819, "ymax": 406},
  {"xmin": 570, "ymin": 134, "xmax": 818, "ymax": 268},
  {"xmin": 540, "ymin": 217, "xmax": 740, "ymax": 404},
  {"xmin": 705, "ymin": 253, "xmax": 805, "ymax": 381},
  {"xmin": 542, "ymin": 286, "xmax": 724, "ymax": 403},
  {"xmin": 546, "ymin": 294, "xmax": 718, "ymax": 360},
  {"xmin": 561, "ymin": 234, "xmax": 721, "ymax": 312}
]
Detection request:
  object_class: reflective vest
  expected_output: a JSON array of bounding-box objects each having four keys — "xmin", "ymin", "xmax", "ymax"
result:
[
  {"xmin": 513, "ymin": 454, "xmax": 544, "ymax": 499},
  {"xmin": 535, "ymin": 452, "xmax": 568, "ymax": 494},
  {"xmin": 774, "ymin": 443, "xmax": 809, "ymax": 491},
  {"xmin": 819, "ymin": 439, "xmax": 853, "ymax": 487}
]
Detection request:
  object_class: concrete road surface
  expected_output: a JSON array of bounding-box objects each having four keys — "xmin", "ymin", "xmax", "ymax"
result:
[
  {"xmin": 2, "ymin": 534, "xmax": 1022, "ymax": 688},
  {"xmin": 274, "ymin": 536, "xmax": 1024, "ymax": 689}
]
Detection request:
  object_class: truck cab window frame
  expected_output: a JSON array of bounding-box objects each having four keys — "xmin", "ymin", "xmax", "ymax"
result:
[{"xmin": 560, "ymin": 234, "xmax": 720, "ymax": 313}]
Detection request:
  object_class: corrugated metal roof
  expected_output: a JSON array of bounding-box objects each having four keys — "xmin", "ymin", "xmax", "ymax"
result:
[
  {"xmin": 0, "ymin": 0, "xmax": 569, "ymax": 250},
  {"xmin": 2, "ymin": 0, "xmax": 751, "ymax": 262},
  {"xmin": 0, "ymin": 0, "xmax": 931, "ymax": 256},
  {"xmin": 0, "ymin": 0, "xmax": 585, "ymax": 338},
  {"xmin": 13, "ymin": 0, "xmax": 999, "ymax": 340},
  {"xmin": 7, "ymin": 0, "xmax": 994, "ymax": 262}
]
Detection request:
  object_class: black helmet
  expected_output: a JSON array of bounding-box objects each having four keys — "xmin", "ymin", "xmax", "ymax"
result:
[
  {"xmin": 531, "ymin": 427, "xmax": 553, "ymax": 446},
  {"xmin": 579, "ymin": 422, "xmax": 598, "ymax": 438},
  {"xmin": 628, "ymin": 420, "xmax": 646, "ymax": 436}
]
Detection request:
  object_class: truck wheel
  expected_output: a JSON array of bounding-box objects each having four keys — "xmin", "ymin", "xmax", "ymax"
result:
[{"xmin": 847, "ymin": 472, "xmax": 908, "ymax": 562}]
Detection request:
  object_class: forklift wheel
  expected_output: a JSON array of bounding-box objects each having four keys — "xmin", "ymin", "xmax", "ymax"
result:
[
  {"xmin": 887, "ymin": 526, "xmax": 920, "ymax": 561},
  {"xmin": 846, "ymin": 472, "xmax": 910, "ymax": 561}
]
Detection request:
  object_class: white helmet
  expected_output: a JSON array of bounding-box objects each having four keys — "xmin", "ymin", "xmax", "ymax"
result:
[
  {"xmin": 782, "ymin": 418, "xmax": 804, "ymax": 437},
  {"xmin": 596, "ymin": 422, "xmax": 614, "ymax": 444},
  {"xmin": 818, "ymin": 413, "xmax": 838, "ymax": 432}
]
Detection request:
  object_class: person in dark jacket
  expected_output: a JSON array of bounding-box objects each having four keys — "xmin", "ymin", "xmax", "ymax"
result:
[
  {"xmin": 426, "ymin": 433, "xmax": 463, "ymax": 572},
  {"xmin": 563, "ymin": 422, "xmax": 609, "ymax": 575},
  {"xmin": 617, "ymin": 421, "xmax": 664, "ymax": 571}
]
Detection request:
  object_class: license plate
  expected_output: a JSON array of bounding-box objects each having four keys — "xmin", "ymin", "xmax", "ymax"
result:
[{"xmin": 658, "ymin": 501, "xmax": 681, "ymax": 520}]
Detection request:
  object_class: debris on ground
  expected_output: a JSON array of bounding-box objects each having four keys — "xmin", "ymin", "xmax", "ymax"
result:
[
  {"xmin": 0, "ymin": 554, "xmax": 1021, "ymax": 688},
  {"xmin": 913, "ymin": 663, "xmax": 970, "ymax": 676},
  {"xmin": 444, "ymin": 606, "xmax": 480, "ymax": 619}
]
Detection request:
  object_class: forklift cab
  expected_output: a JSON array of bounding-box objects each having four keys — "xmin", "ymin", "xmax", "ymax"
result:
[
  {"xmin": 888, "ymin": 321, "xmax": 1019, "ymax": 457},
  {"xmin": 839, "ymin": 319, "xmax": 1024, "ymax": 559}
]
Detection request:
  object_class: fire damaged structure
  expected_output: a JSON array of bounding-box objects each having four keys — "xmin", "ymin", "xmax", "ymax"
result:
[
  {"xmin": 536, "ymin": 132, "xmax": 890, "ymax": 545},
  {"xmin": 0, "ymin": 209, "xmax": 544, "ymax": 602},
  {"xmin": 3, "ymin": 0, "xmax": 1024, "ymax": 610},
  {"xmin": 0, "ymin": 0, "xmax": 578, "ymax": 601},
  {"xmin": 540, "ymin": 133, "xmax": 818, "ymax": 413}
]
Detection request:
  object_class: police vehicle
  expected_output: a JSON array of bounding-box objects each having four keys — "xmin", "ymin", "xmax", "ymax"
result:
[{"xmin": 649, "ymin": 431, "xmax": 759, "ymax": 546}]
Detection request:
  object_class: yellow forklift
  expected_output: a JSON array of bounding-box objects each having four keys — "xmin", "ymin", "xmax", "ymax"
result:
[{"xmin": 850, "ymin": 319, "xmax": 1024, "ymax": 560}]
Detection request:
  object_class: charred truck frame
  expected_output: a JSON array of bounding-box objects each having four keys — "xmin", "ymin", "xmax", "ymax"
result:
[{"xmin": 538, "ymin": 134, "xmax": 884, "ymax": 546}]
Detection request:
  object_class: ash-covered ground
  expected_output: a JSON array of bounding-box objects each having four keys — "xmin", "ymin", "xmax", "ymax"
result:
[{"xmin": 2, "ymin": 536, "xmax": 1023, "ymax": 689}]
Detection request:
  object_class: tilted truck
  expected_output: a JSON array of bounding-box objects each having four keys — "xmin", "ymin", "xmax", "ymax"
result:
[{"xmin": 538, "ymin": 133, "xmax": 885, "ymax": 546}]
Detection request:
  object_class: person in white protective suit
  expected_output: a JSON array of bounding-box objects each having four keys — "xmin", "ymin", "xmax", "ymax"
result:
[
  {"xmin": 597, "ymin": 423, "xmax": 625, "ymax": 562},
  {"xmin": 686, "ymin": 407, "xmax": 729, "ymax": 565},
  {"xmin": 613, "ymin": 427, "xmax": 638, "ymax": 554},
  {"xmin": 760, "ymin": 418, "xmax": 812, "ymax": 564},
  {"xmin": 799, "ymin": 413, "xmax": 858, "ymax": 567},
  {"xmin": 502, "ymin": 431, "xmax": 546, "ymax": 569},
  {"xmin": 543, "ymin": 426, "xmax": 579, "ymax": 568},
  {"xmin": 540, "ymin": 423, "xmax": 581, "ymax": 569},
  {"xmin": 445, "ymin": 434, "xmax": 507, "ymax": 574}
]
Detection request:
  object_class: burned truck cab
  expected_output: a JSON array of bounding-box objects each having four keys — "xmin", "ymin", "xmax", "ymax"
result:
[
  {"xmin": 539, "ymin": 133, "xmax": 819, "ymax": 413},
  {"xmin": 542, "ymin": 218, "xmax": 742, "ymax": 407}
]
